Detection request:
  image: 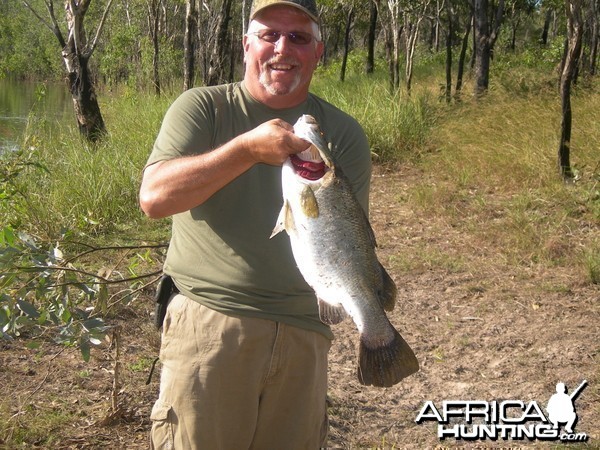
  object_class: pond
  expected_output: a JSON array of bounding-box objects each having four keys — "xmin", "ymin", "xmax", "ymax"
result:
[{"xmin": 0, "ymin": 78, "xmax": 72, "ymax": 152}]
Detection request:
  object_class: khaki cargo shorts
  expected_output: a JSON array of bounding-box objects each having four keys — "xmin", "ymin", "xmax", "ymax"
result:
[{"xmin": 150, "ymin": 294, "xmax": 331, "ymax": 449}]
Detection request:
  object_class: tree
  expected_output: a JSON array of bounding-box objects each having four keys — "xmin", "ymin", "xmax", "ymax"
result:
[
  {"xmin": 455, "ymin": 7, "xmax": 473, "ymax": 97},
  {"xmin": 147, "ymin": 0, "xmax": 162, "ymax": 95},
  {"xmin": 385, "ymin": 0, "xmax": 404, "ymax": 90},
  {"xmin": 473, "ymin": 0, "xmax": 505, "ymax": 96},
  {"xmin": 183, "ymin": 0, "xmax": 197, "ymax": 91},
  {"xmin": 445, "ymin": 0, "xmax": 454, "ymax": 103},
  {"xmin": 340, "ymin": 6, "xmax": 354, "ymax": 81},
  {"xmin": 584, "ymin": 0, "xmax": 598, "ymax": 76},
  {"xmin": 22, "ymin": 0, "xmax": 114, "ymax": 142},
  {"xmin": 366, "ymin": 0, "xmax": 379, "ymax": 74},
  {"xmin": 404, "ymin": 0, "xmax": 431, "ymax": 93},
  {"xmin": 505, "ymin": 0, "xmax": 537, "ymax": 51},
  {"xmin": 205, "ymin": 0, "xmax": 234, "ymax": 86},
  {"xmin": 558, "ymin": 0, "xmax": 584, "ymax": 180}
]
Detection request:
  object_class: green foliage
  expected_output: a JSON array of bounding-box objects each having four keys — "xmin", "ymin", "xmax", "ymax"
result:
[
  {"xmin": 0, "ymin": 4, "xmax": 62, "ymax": 78},
  {"xmin": 312, "ymin": 57, "xmax": 437, "ymax": 164},
  {"xmin": 99, "ymin": 24, "xmax": 142, "ymax": 86},
  {"xmin": 0, "ymin": 108, "xmax": 167, "ymax": 359},
  {"xmin": 0, "ymin": 225, "xmax": 111, "ymax": 360}
]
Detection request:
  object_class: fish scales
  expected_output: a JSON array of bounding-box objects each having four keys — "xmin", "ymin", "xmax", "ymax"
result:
[{"xmin": 271, "ymin": 114, "xmax": 419, "ymax": 387}]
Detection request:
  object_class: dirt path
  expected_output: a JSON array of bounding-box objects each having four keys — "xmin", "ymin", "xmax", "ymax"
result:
[{"xmin": 1, "ymin": 168, "xmax": 598, "ymax": 449}]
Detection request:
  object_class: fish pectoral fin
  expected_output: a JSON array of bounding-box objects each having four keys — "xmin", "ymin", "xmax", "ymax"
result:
[
  {"xmin": 317, "ymin": 298, "xmax": 347, "ymax": 325},
  {"xmin": 377, "ymin": 264, "xmax": 397, "ymax": 312},
  {"xmin": 270, "ymin": 200, "xmax": 294, "ymax": 238},
  {"xmin": 300, "ymin": 185, "xmax": 319, "ymax": 218},
  {"xmin": 357, "ymin": 328, "xmax": 419, "ymax": 388}
]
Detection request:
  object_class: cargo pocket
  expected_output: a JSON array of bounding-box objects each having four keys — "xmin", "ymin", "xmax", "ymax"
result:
[{"xmin": 150, "ymin": 400, "xmax": 174, "ymax": 450}]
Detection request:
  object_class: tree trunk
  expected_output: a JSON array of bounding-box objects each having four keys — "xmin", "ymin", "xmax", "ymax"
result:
[
  {"xmin": 444, "ymin": 0, "xmax": 452, "ymax": 103},
  {"xmin": 183, "ymin": 0, "xmax": 197, "ymax": 91},
  {"xmin": 588, "ymin": 0, "xmax": 598, "ymax": 76},
  {"xmin": 541, "ymin": 7, "xmax": 552, "ymax": 45},
  {"xmin": 147, "ymin": 0, "xmax": 162, "ymax": 95},
  {"xmin": 340, "ymin": 7, "xmax": 354, "ymax": 82},
  {"xmin": 62, "ymin": 49, "xmax": 106, "ymax": 142},
  {"xmin": 206, "ymin": 0, "xmax": 233, "ymax": 86},
  {"xmin": 404, "ymin": 3, "xmax": 428, "ymax": 95},
  {"xmin": 366, "ymin": 0, "xmax": 378, "ymax": 74},
  {"xmin": 473, "ymin": 0, "xmax": 491, "ymax": 95},
  {"xmin": 387, "ymin": 0, "xmax": 403, "ymax": 90},
  {"xmin": 455, "ymin": 12, "xmax": 473, "ymax": 97},
  {"xmin": 558, "ymin": 0, "xmax": 584, "ymax": 180},
  {"xmin": 473, "ymin": 0, "xmax": 504, "ymax": 96}
]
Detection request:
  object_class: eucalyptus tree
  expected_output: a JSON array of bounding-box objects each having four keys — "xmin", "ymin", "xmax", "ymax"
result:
[
  {"xmin": 505, "ymin": 0, "xmax": 537, "ymax": 51},
  {"xmin": 558, "ymin": 0, "xmax": 584, "ymax": 180},
  {"xmin": 183, "ymin": 0, "xmax": 197, "ymax": 90},
  {"xmin": 473, "ymin": 0, "xmax": 505, "ymax": 96},
  {"xmin": 583, "ymin": 0, "xmax": 598, "ymax": 76},
  {"xmin": 204, "ymin": 0, "xmax": 235, "ymax": 86},
  {"xmin": 455, "ymin": 2, "xmax": 473, "ymax": 97},
  {"xmin": 334, "ymin": 0, "xmax": 369, "ymax": 82},
  {"xmin": 22, "ymin": 0, "xmax": 115, "ymax": 141},
  {"xmin": 404, "ymin": 0, "xmax": 431, "ymax": 93},
  {"xmin": 366, "ymin": 0, "xmax": 379, "ymax": 74},
  {"xmin": 383, "ymin": 0, "xmax": 404, "ymax": 89}
]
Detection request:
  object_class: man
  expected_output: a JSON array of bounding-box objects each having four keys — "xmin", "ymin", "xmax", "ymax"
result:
[{"xmin": 139, "ymin": 0, "xmax": 372, "ymax": 448}]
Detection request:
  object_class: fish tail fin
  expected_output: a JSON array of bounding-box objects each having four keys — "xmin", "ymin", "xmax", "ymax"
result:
[{"xmin": 357, "ymin": 329, "xmax": 419, "ymax": 387}]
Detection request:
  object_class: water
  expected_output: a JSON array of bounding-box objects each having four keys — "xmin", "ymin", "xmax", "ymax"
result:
[{"xmin": 0, "ymin": 78, "xmax": 72, "ymax": 152}]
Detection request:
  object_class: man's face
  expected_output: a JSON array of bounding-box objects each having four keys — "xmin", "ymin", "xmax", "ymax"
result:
[{"xmin": 243, "ymin": 5, "xmax": 324, "ymax": 109}]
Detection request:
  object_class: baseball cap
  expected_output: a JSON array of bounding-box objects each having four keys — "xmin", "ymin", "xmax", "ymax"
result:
[{"xmin": 250, "ymin": 0, "xmax": 319, "ymax": 24}]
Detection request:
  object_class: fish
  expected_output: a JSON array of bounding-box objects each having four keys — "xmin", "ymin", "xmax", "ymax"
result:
[{"xmin": 271, "ymin": 114, "xmax": 419, "ymax": 387}]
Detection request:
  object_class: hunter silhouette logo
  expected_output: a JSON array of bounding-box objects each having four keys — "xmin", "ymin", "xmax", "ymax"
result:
[
  {"xmin": 546, "ymin": 380, "xmax": 586, "ymax": 435},
  {"xmin": 415, "ymin": 380, "xmax": 589, "ymax": 442}
]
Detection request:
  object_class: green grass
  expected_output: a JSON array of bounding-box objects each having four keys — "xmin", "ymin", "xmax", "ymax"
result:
[
  {"xmin": 0, "ymin": 397, "xmax": 76, "ymax": 447},
  {"xmin": 2, "ymin": 56, "xmax": 599, "ymax": 284},
  {"xmin": 8, "ymin": 90, "xmax": 173, "ymax": 241},
  {"xmin": 311, "ymin": 64, "xmax": 437, "ymax": 163}
]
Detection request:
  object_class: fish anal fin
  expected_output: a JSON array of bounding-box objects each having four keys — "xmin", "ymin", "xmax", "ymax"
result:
[
  {"xmin": 318, "ymin": 298, "xmax": 347, "ymax": 325},
  {"xmin": 357, "ymin": 328, "xmax": 419, "ymax": 387}
]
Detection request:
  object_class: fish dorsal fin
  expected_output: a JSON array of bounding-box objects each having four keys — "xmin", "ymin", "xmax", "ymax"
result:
[
  {"xmin": 318, "ymin": 298, "xmax": 347, "ymax": 325},
  {"xmin": 377, "ymin": 264, "xmax": 397, "ymax": 311}
]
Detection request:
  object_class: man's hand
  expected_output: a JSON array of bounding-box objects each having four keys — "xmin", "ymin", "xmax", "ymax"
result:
[
  {"xmin": 140, "ymin": 119, "xmax": 311, "ymax": 218},
  {"xmin": 241, "ymin": 119, "xmax": 310, "ymax": 166}
]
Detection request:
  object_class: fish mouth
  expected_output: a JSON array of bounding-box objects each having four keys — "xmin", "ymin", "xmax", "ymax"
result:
[{"xmin": 290, "ymin": 155, "xmax": 327, "ymax": 181}]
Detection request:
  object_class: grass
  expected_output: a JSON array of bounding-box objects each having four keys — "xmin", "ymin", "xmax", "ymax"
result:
[
  {"xmin": 0, "ymin": 397, "xmax": 76, "ymax": 447},
  {"xmin": 311, "ymin": 63, "xmax": 437, "ymax": 163},
  {"xmin": 2, "ymin": 56, "xmax": 599, "ymax": 286},
  {"xmin": 9, "ymin": 89, "xmax": 173, "ymax": 241}
]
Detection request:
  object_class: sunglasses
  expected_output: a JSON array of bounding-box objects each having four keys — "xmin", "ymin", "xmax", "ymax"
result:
[{"xmin": 248, "ymin": 29, "xmax": 316, "ymax": 46}]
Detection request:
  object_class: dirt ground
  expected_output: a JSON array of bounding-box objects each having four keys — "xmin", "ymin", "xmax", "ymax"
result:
[{"xmin": 1, "ymin": 167, "xmax": 598, "ymax": 449}]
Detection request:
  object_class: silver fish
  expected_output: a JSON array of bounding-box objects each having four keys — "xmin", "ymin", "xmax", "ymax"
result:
[{"xmin": 271, "ymin": 114, "xmax": 419, "ymax": 387}]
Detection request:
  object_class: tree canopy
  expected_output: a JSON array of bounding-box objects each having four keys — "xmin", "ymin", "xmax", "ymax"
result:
[{"xmin": 2, "ymin": 0, "xmax": 597, "ymax": 94}]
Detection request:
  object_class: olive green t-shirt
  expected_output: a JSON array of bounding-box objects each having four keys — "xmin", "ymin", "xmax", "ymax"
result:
[{"xmin": 146, "ymin": 81, "xmax": 372, "ymax": 339}]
